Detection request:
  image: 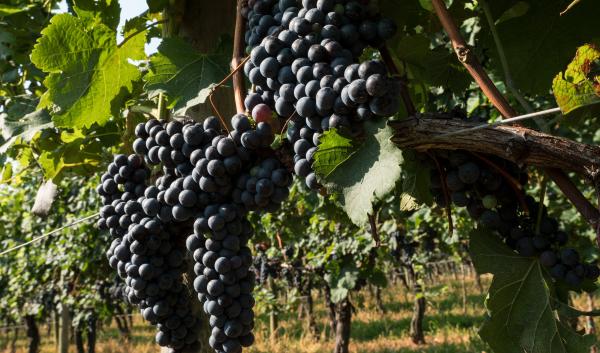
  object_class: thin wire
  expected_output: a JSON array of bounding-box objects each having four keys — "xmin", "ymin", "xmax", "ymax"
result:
[
  {"xmin": 0, "ymin": 212, "xmax": 100, "ymax": 256},
  {"xmin": 436, "ymin": 107, "xmax": 562, "ymax": 138}
]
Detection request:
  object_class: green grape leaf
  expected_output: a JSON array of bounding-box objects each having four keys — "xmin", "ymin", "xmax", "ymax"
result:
[
  {"xmin": 73, "ymin": 0, "xmax": 121, "ymax": 30},
  {"xmin": 399, "ymin": 150, "xmax": 433, "ymax": 211},
  {"xmin": 144, "ymin": 38, "xmax": 229, "ymax": 115},
  {"xmin": 0, "ymin": 30, "xmax": 16, "ymax": 60},
  {"xmin": 390, "ymin": 35, "xmax": 470, "ymax": 94},
  {"xmin": 31, "ymin": 14, "xmax": 145, "ymax": 129},
  {"xmin": 146, "ymin": 0, "xmax": 169, "ymax": 13},
  {"xmin": 321, "ymin": 119, "xmax": 403, "ymax": 226},
  {"xmin": 552, "ymin": 44, "xmax": 600, "ymax": 118},
  {"xmin": 480, "ymin": 0, "xmax": 600, "ymax": 95},
  {"xmin": 327, "ymin": 266, "xmax": 359, "ymax": 303},
  {"xmin": 0, "ymin": 96, "xmax": 52, "ymax": 154},
  {"xmin": 0, "ymin": 4, "xmax": 33, "ymax": 16},
  {"xmin": 366, "ymin": 268, "xmax": 388, "ymax": 287},
  {"xmin": 470, "ymin": 229, "xmax": 596, "ymax": 353},
  {"xmin": 36, "ymin": 133, "xmax": 103, "ymax": 180},
  {"xmin": 312, "ymin": 128, "xmax": 356, "ymax": 177}
]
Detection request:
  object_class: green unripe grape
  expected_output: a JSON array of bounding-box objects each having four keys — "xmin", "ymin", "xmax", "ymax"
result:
[{"xmin": 482, "ymin": 195, "xmax": 498, "ymax": 209}]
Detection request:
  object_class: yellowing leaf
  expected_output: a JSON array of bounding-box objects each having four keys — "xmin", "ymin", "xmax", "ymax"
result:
[{"xmin": 552, "ymin": 44, "xmax": 600, "ymax": 118}]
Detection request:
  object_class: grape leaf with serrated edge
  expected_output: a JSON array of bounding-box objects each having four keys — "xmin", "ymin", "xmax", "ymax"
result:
[
  {"xmin": 31, "ymin": 14, "xmax": 145, "ymax": 129},
  {"xmin": 144, "ymin": 38, "xmax": 229, "ymax": 116},
  {"xmin": 320, "ymin": 119, "xmax": 403, "ymax": 226},
  {"xmin": 312, "ymin": 128, "xmax": 356, "ymax": 177},
  {"xmin": 470, "ymin": 228, "xmax": 596, "ymax": 353},
  {"xmin": 553, "ymin": 44, "xmax": 600, "ymax": 119}
]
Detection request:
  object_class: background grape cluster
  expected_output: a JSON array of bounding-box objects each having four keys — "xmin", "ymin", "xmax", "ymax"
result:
[
  {"xmin": 97, "ymin": 115, "xmax": 293, "ymax": 353},
  {"xmin": 429, "ymin": 148, "xmax": 600, "ymax": 287},
  {"xmin": 241, "ymin": 0, "xmax": 402, "ymax": 189}
]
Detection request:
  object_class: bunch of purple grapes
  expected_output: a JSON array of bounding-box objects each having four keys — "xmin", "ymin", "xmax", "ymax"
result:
[{"xmin": 241, "ymin": 0, "xmax": 401, "ymax": 189}]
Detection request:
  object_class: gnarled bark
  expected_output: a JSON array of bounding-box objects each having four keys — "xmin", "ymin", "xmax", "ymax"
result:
[
  {"xmin": 389, "ymin": 116, "xmax": 600, "ymax": 177},
  {"xmin": 25, "ymin": 315, "xmax": 40, "ymax": 353},
  {"xmin": 333, "ymin": 297, "xmax": 352, "ymax": 353}
]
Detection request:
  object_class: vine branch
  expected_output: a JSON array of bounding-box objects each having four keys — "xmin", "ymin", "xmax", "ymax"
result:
[
  {"xmin": 390, "ymin": 116, "xmax": 600, "ymax": 179},
  {"xmin": 430, "ymin": 0, "xmax": 516, "ymax": 118},
  {"xmin": 232, "ymin": 0, "xmax": 247, "ymax": 114}
]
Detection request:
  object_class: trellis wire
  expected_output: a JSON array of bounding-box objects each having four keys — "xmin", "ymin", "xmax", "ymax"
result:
[
  {"xmin": 436, "ymin": 107, "xmax": 562, "ymax": 138},
  {"xmin": 0, "ymin": 212, "xmax": 100, "ymax": 256}
]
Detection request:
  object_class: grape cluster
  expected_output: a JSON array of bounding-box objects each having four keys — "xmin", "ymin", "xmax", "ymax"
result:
[
  {"xmin": 252, "ymin": 250, "xmax": 282, "ymax": 285},
  {"xmin": 389, "ymin": 229, "xmax": 417, "ymax": 264},
  {"xmin": 233, "ymin": 157, "xmax": 292, "ymax": 212},
  {"xmin": 187, "ymin": 204, "xmax": 256, "ymax": 353},
  {"xmin": 99, "ymin": 113, "xmax": 293, "ymax": 353},
  {"xmin": 100, "ymin": 153, "xmax": 202, "ymax": 352},
  {"xmin": 429, "ymin": 150, "xmax": 600, "ymax": 287},
  {"xmin": 241, "ymin": 0, "xmax": 401, "ymax": 189},
  {"xmin": 97, "ymin": 154, "xmax": 149, "ymax": 237}
]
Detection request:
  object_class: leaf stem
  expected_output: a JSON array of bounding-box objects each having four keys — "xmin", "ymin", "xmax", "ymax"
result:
[
  {"xmin": 157, "ymin": 92, "xmax": 167, "ymax": 121},
  {"xmin": 535, "ymin": 175, "xmax": 547, "ymax": 235},
  {"xmin": 117, "ymin": 20, "xmax": 168, "ymax": 48},
  {"xmin": 427, "ymin": 152, "xmax": 454, "ymax": 234}
]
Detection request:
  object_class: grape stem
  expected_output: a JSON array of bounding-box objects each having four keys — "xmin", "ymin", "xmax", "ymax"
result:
[
  {"xmin": 279, "ymin": 111, "xmax": 298, "ymax": 136},
  {"xmin": 208, "ymin": 0, "xmax": 250, "ymax": 131},
  {"xmin": 430, "ymin": 0, "xmax": 600, "ymax": 239},
  {"xmin": 470, "ymin": 152, "xmax": 529, "ymax": 214},
  {"xmin": 379, "ymin": 46, "xmax": 416, "ymax": 116},
  {"xmin": 535, "ymin": 175, "xmax": 548, "ymax": 235},
  {"xmin": 427, "ymin": 152, "xmax": 454, "ymax": 234},
  {"xmin": 117, "ymin": 19, "xmax": 168, "ymax": 48},
  {"xmin": 430, "ymin": 0, "xmax": 515, "ymax": 118}
]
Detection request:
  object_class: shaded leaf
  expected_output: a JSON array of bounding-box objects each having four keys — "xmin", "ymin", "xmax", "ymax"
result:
[
  {"xmin": 0, "ymin": 4, "xmax": 33, "ymax": 17},
  {"xmin": 391, "ymin": 35, "xmax": 470, "ymax": 94},
  {"xmin": 470, "ymin": 229, "xmax": 596, "ymax": 353},
  {"xmin": 147, "ymin": 0, "xmax": 169, "ymax": 13},
  {"xmin": 480, "ymin": 0, "xmax": 600, "ymax": 95},
  {"xmin": 322, "ymin": 119, "xmax": 403, "ymax": 225},
  {"xmin": 0, "ymin": 96, "xmax": 53, "ymax": 154},
  {"xmin": 399, "ymin": 150, "xmax": 432, "ymax": 211},
  {"xmin": 144, "ymin": 38, "xmax": 229, "ymax": 115}
]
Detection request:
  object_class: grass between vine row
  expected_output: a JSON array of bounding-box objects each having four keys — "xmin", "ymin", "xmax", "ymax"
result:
[{"xmin": 2, "ymin": 274, "xmax": 596, "ymax": 353}]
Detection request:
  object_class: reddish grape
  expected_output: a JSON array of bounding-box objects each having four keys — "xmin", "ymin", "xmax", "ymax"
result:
[{"xmin": 252, "ymin": 103, "xmax": 274, "ymax": 124}]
